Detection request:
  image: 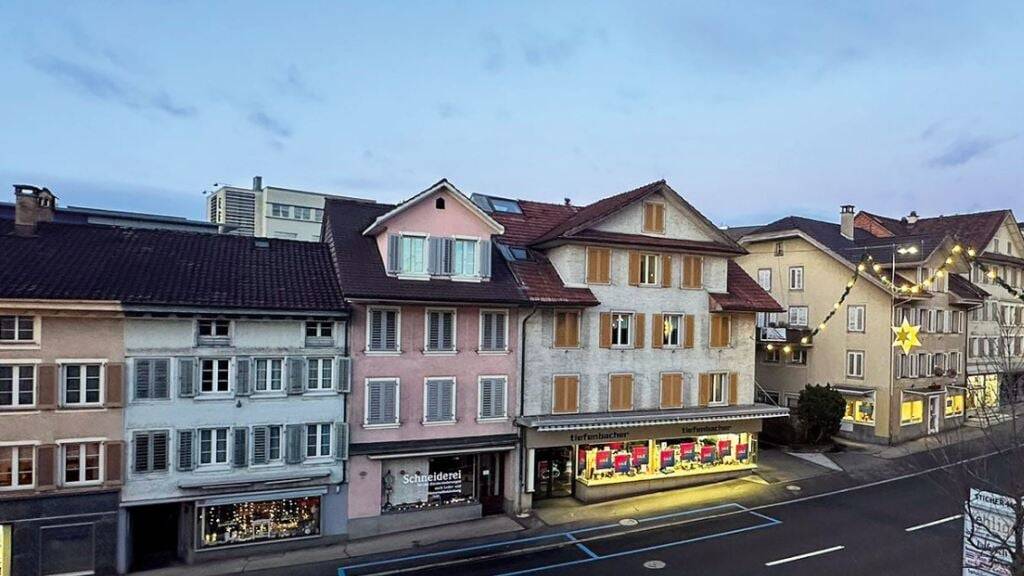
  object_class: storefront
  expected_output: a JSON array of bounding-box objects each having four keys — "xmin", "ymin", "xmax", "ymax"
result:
[
  {"xmin": 836, "ymin": 385, "xmax": 878, "ymax": 442},
  {"xmin": 196, "ymin": 491, "xmax": 323, "ymax": 549},
  {"xmin": 968, "ymin": 374, "xmax": 1001, "ymax": 412},
  {"xmin": 519, "ymin": 408, "xmax": 787, "ymax": 505}
]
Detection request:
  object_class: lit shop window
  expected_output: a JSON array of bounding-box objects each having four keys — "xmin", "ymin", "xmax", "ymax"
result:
[
  {"xmin": 946, "ymin": 394, "xmax": 965, "ymax": 417},
  {"xmin": 198, "ymin": 496, "xmax": 322, "ymax": 549},
  {"xmin": 381, "ymin": 455, "xmax": 478, "ymax": 513},
  {"xmin": 843, "ymin": 398, "xmax": 875, "ymax": 425},
  {"xmin": 901, "ymin": 398, "xmax": 923, "ymax": 425}
]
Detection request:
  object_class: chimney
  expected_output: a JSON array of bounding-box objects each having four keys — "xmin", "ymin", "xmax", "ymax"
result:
[
  {"xmin": 564, "ymin": 197, "xmax": 571, "ymax": 206},
  {"xmin": 840, "ymin": 205, "xmax": 855, "ymax": 240},
  {"xmin": 252, "ymin": 175, "xmax": 263, "ymax": 191},
  {"xmin": 906, "ymin": 210, "xmax": 919, "ymax": 225},
  {"xmin": 13, "ymin": 185, "xmax": 57, "ymax": 236}
]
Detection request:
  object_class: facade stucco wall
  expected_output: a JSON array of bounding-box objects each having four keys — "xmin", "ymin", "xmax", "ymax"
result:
[
  {"xmin": 372, "ymin": 189, "xmax": 497, "ymax": 261},
  {"xmin": 589, "ymin": 190, "xmax": 720, "ymax": 244}
]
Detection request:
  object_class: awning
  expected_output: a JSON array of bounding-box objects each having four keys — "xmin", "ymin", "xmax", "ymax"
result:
[
  {"xmin": 833, "ymin": 385, "xmax": 876, "ymax": 397},
  {"xmin": 178, "ymin": 469, "xmax": 331, "ymax": 491},
  {"xmin": 903, "ymin": 387, "xmax": 945, "ymax": 397},
  {"xmin": 351, "ymin": 434, "xmax": 519, "ymax": 458},
  {"xmin": 197, "ymin": 487, "xmax": 327, "ymax": 507},
  {"xmin": 516, "ymin": 404, "xmax": 789, "ymax": 432}
]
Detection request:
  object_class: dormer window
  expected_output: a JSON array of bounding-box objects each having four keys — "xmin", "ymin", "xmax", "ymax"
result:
[
  {"xmin": 453, "ymin": 239, "xmax": 478, "ymax": 276},
  {"xmin": 400, "ymin": 235, "xmax": 427, "ymax": 275}
]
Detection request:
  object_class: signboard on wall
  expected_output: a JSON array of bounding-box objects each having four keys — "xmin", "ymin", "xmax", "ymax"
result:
[
  {"xmin": 963, "ymin": 488, "xmax": 1016, "ymax": 576},
  {"xmin": 0, "ymin": 524, "xmax": 10, "ymax": 576},
  {"xmin": 526, "ymin": 419, "xmax": 763, "ymax": 448}
]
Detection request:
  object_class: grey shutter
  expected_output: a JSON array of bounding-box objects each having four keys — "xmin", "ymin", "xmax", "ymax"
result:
[
  {"xmin": 384, "ymin": 311, "xmax": 398, "ymax": 350},
  {"xmin": 178, "ymin": 358, "xmax": 196, "ymax": 398},
  {"xmin": 335, "ymin": 422, "xmax": 349, "ymax": 461},
  {"xmin": 336, "ymin": 357, "xmax": 351, "ymax": 393},
  {"xmin": 480, "ymin": 379, "xmax": 494, "ymax": 419},
  {"xmin": 287, "ymin": 358, "xmax": 305, "ymax": 394},
  {"xmin": 285, "ymin": 424, "xmax": 303, "ymax": 464},
  {"xmin": 367, "ymin": 381, "xmax": 382, "ymax": 424},
  {"xmin": 176, "ymin": 430, "xmax": 195, "ymax": 471},
  {"xmin": 441, "ymin": 312, "xmax": 454, "ymax": 350},
  {"xmin": 441, "ymin": 379, "xmax": 454, "ymax": 421},
  {"xmin": 494, "ymin": 313, "xmax": 506, "ymax": 350},
  {"xmin": 428, "ymin": 237, "xmax": 443, "ymax": 275},
  {"xmin": 369, "ymin": 310, "xmax": 383, "ymax": 350},
  {"xmin": 153, "ymin": 359, "xmax": 170, "ymax": 399},
  {"xmin": 479, "ymin": 240, "xmax": 492, "ymax": 277},
  {"xmin": 426, "ymin": 380, "xmax": 440, "ymax": 421},
  {"xmin": 492, "ymin": 378, "xmax": 506, "ymax": 418},
  {"xmin": 442, "ymin": 237, "xmax": 455, "ymax": 275},
  {"xmin": 252, "ymin": 427, "xmax": 268, "ymax": 465},
  {"xmin": 134, "ymin": 360, "xmax": 151, "ymax": 400},
  {"xmin": 133, "ymin": 432, "xmax": 150, "ymax": 473},
  {"xmin": 235, "ymin": 358, "xmax": 252, "ymax": 396},
  {"xmin": 482, "ymin": 313, "xmax": 494, "ymax": 350},
  {"xmin": 153, "ymin": 432, "xmax": 168, "ymax": 471},
  {"xmin": 427, "ymin": 312, "xmax": 440, "ymax": 350},
  {"xmin": 382, "ymin": 380, "xmax": 397, "ymax": 423},
  {"xmin": 386, "ymin": 234, "xmax": 401, "ymax": 273},
  {"xmin": 232, "ymin": 427, "xmax": 248, "ymax": 468}
]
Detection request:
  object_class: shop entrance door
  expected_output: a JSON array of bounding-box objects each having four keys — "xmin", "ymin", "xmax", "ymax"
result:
[
  {"xmin": 928, "ymin": 395, "xmax": 941, "ymax": 434},
  {"xmin": 478, "ymin": 452, "xmax": 505, "ymax": 515},
  {"xmin": 533, "ymin": 447, "xmax": 573, "ymax": 500},
  {"xmin": 129, "ymin": 503, "xmax": 181, "ymax": 571}
]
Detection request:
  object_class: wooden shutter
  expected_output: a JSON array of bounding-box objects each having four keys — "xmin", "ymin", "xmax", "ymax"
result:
[
  {"xmin": 628, "ymin": 251, "xmax": 641, "ymax": 286},
  {"xmin": 600, "ymin": 248, "xmax": 611, "ymax": 283},
  {"xmin": 492, "ymin": 378, "xmax": 506, "ymax": 418},
  {"xmin": 386, "ymin": 234, "xmax": 401, "ymax": 273},
  {"xmin": 336, "ymin": 357, "xmax": 351, "ymax": 393},
  {"xmin": 684, "ymin": 315, "xmax": 695, "ymax": 349},
  {"xmin": 553, "ymin": 376, "xmax": 579, "ymax": 414},
  {"xmin": 335, "ymin": 422, "xmax": 349, "ymax": 461},
  {"xmin": 698, "ymin": 374, "xmax": 711, "ymax": 407},
  {"xmin": 610, "ymin": 374, "xmax": 633, "ymax": 411},
  {"xmin": 480, "ymin": 240, "xmax": 492, "ymax": 277},
  {"xmin": 105, "ymin": 363, "xmax": 124, "ymax": 408},
  {"xmin": 662, "ymin": 255, "xmax": 673, "ymax": 287},
  {"xmin": 367, "ymin": 381, "xmax": 383, "ymax": 423},
  {"xmin": 555, "ymin": 311, "xmax": 579, "ymax": 348},
  {"xmin": 586, "ymin": 247, "xmax": 611, "ymax": 284},
  {"xmin": 36, "ymin": 444, "xmax": 56, "ymax": 490},
  {"xmin": 235, "ymin": 358, "xmax": 252, "ymax": 397},
  {"xmin": 682, "ymin": 256, "xmax": 703, "ymax": 288},
  {"xmin": 287, "ymin": 358, "xmax": 305, "ymax": 394},
  {"xmin": 441, "ymin": 237, "xmax": 455, "ymax": 275},
  {"xmin": 651, "ymin": 314, "xmax": 663, "ymax": 349},
  {"xmin": 599, "ymin": 313, "xmax": 612, "ymax": 348},
  {"xmin": 253, "ymin": 427, "xmax": 268, "ymax": 465},
  {"xmin": 105, "ymin": 441, "xmax": 124, "ymax": 485},
  {"xmin": 37, "ymin": 364, "xmax": 57, "ymax": 409},
  {"xmin": 285, "ymin": 424, "xmax": 303, "ymax": 464},
  {"xmin": 134, "ymin": 360, "xmax": 151, "ymax": 400},
  {"xmin": 494, "ymin": 312, "xmax": 507, "ymax": 350},
  {"xmin": 178, "ymin": 358, "xmax": 196, "ymax": 398},
  {"xmin": 382, "ymin": 380, "xmax": 398, "ymax": 423},
  {"xmin": 661, "ymin": 373, "xmax": 683, "ymax": 408},
  {"xmin": 634, "ymin": 314, "xmax": 645, "ymax": 349},
  {"xmin": 232, "ymin": 428, "xmax": 248, "ymax": 468},
  {"xmin": 710, "ymin": 316, "xmax": 723, "ymax": 348},
  {"xmin": 176, "ymin": 430, "xmax": 195, "ymax": 471},
  {"xmin": 729, "ymin": 373, "xmax": 739, "ymax": 405}
]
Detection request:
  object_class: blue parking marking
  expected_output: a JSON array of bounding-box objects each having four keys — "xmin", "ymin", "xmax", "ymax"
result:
[{"xmin": 565, "ymin": 533, "xmax": 599, "ymax": 559}]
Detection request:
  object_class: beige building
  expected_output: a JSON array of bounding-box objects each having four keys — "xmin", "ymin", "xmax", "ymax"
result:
[{"xmin": 737, "ymin": 206, "xmax": 979, "ymax": 444}]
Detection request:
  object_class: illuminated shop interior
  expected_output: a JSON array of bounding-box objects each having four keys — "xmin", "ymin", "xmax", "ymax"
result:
[{"xmin": 197, "ymin": 495, "xmax": 321, "ymax": 549}]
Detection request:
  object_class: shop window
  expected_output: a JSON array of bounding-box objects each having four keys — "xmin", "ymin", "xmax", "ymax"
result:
[
  {"xmin": 200, "ymin": 359, "xmax": 231, "ymax": 394},
  {"xmin": 382, "ymin": 455, "xmax": 477, "ymax": 513},
  {"xmin": 198, "ymin": 495, "xmax": 321, "ymax": 549},
  {"xmin": 554, "ymin": 310, "xmax": 581, "ymax": 348},
  {"xmin": 946, "ymin": 394, "xmax": 965, "ymax": 417},
  {"xmin": 0, "ymin": 315, "xmax": 35, "ymax": 343},
  {"xmin": 843, "ymin": 398, "xmax": 875, "ymax": 425},
  {"xmin": 62, "ymin": 442, "xmax": 101, "ymax": 485},
  {"xmin": 608, "ymin": 374, "xmax": 634, "ymax": 411},
  {"xmin": 0, "ymin": 445, "xmax": 34, "ymax": 489},
  {"xmin": 901, "ymin": 397, "xmax": 923, "ymax": 425},
  {"xmin": 552, "ymin": 375, "xmax": 579, "ymax": 414},
  {"xmin": 0, "ymin": 365, "xmax": 35, "ymax": 408},
  {"xmin": 710, "ymin": 316, "xmax": 731, "ymax": 348},
  {"xmin": 660, "ymin": 373, "xmax": 684, "ymax": 408},
  {"xmin": 585, "ymin": 247, "xmax": 611, "ymax": 284},
  {"xmin": 40, "ymin": 523, "xmax": 95, "ymax": 576},
  {"xmin": 254, "ymin": 358, "xmax": 284, "ymax": 393},
  {"xmin": 681, "ymin": 256, "xmax": 703, "ymax": 288}
]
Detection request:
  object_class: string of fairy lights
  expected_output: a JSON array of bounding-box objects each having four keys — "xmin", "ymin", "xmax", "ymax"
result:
[{"xmin": 763, "ymin": 240, "xmax": 1024, "ymax": 355}]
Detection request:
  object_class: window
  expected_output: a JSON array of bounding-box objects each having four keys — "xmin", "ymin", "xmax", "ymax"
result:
[
  {"xmin": 946, "ymin": 394, "xmax": 965, "ymax": 417},
  {"xmin": 133, "ymin": 358, "xmax": 170, "ymax": 400},
  {"xmin": 39, "ymin": 524, "xmax": 96, "ymax": 576},
  {"xmin": 774, "ymin": 242, "xmax": 785, "ymax": 256},
  {"xmin": 305, "ymin": 320, "xmax": 334, "ymax": 341},
  {"xmin": 254, "ymin": 358, "xmax": 284, "ymax": 393},
  {"xmin": 660, "ymin": 373, "xmax": 684, "ymax": 408},
  {"xmin": 133, "ymin": 431, "xmax": 169, "ymax": 474},
  {"xmin": 757, "ymin": 269, "xmax": 772, "ymax": 291},
  {"xmin": 199, "ymin": 428, "xmax": 230, "ymax": 466},
  {"xmin": 401, "ymin": 235, "xmax": 427, "ymax": 274},
  {"xmin": 949, "ymin": 351, "xmax": 961, "ymax": 374},
  {"xmin": 764, "ymin": 347, "xmax": 780, "ymax": 363},
  {"xmin": 425, "ymin": 309, "xmax": 456, "ymax": 352},
  {"xmin": 847, "ymin": 351, "xmax": 865, "ymax": 378},
  {"xmin": 586, "ymin": 247, "xmax": 611, "ymax": 284},
  {"xmin": 365, "ymin": 379, "xmax": 399, "ymax": 426},
  {"xmin": 197, "ymin": 319, "xmax": 230, "ymax": 345},
  {"xmin": 479, "ymin": 310, "xmax": 508, "ymax": 352},
  {"xmin": 933, "ymin": 353, "xmax": 947, "ymax": 373},
  {"xmin": 609, "ymin": 374, "xmax": 634, "ymax": 411},
  {"xmin": 453, "ymin": 239, "xmax": 478, "ymax": 276},
  {"xmin": 0, "ymin": 365, "xmax": 34, "ymax": 407},
  {"xmin": 843, "ymin": 397, "xmax": 875, "ymax": 424},
  {"xmin": 917, "ymin": 353, "xmax": 928, "ymax": 377},
  {"xmin": 489, "ymin": 198, "xmax": 522, "ymax": 213},
  {"xmin": 847, "ymin": 305, "xmax": 866, "ymax": 332},
  {"xmin": 63, "ymin": 364, "xmax": 102, "ymax": 406},
  {"xmin": 294, "ymin": 206, "xmax": 312, "ymax": 220},
  {"xmin": 0, "ymin": 315, "xmax": 34, "ymax": 343},
  {"xmin": 552, "ymin": 375, "xmax": 579, "ymax": 414},
  {"xmin": 424, "ymin": 378, "xmax": 456, "ymax": 423},
  {"xmin": 788, "ymin": 348, "xmax": 807, "ymax": 365},
  {"xmin": 554, "ymin": 311, "xmax": 580, "ymax": 348},
  {"xmin": 643, "ymin": 202, "xmax": 666, "ymax": 233},
  {"xmin": 788, "ymin": 306, "xmax": 809, "ymax": 327},
  {"xmin": 639, "ymin": 253, "xmax": 661, "ymax": 285},
  {"xmin": 252, "ymin": 425, "xmax": 283, "ymax": 465},
  {"xmin": 305, "ymin": 424, "xmax": 332, "ymax": 459},
  {"xmin": 901, "ymin": 396, "xmax": 923, "ymax": 425},
  {"xmin": 200, "ymin": 359, "xmax": 231, "ymax": 394},
  {"xmin": 662, "ymin": 314, "xmax": 683, "ymax": 347},
  {"xmin": 314, "ymin": 208, "xmax": 324, "ymax": 222},
  {"xmin": 710, "ymin": 373, "xmax": 728, "ymax": 405},
  {"xmin": 63, "ymin": 441, "xmax": 101, "ymax": 484},
  {"xmin": 435, "ymin": 197, "xmax": 446, "ymax": 210},
  {"xmin": 306, "ymin": 358, "xmax": 333, "ymax": 391},
  {"xmin": 0, "ymin": 445, "xmax": 33, "ymax": 489},
  {"xmin": 270, "ymin": 203, "xmax": 290, "ymax": 218},
  {"xmin": 681, "ymin": 256, "xmax": 703, "ymax": 288},
  {"xmin": 710, "ymin": 315, "xmax": 732, "ymax": 348},
  {"xmin": 789, "ymin": 267, "xmax": 804, "ymax": 290},
  {"xmin": 367, "ymin": 308, "xmax": 400, "ymax": 352},
  {"xmin": 479, "ymin": 376, "xmax": 507, "ymax": 419},
  {"xmin": 611, "ymin": 313, "xmax": 632, "ymax": 347}
]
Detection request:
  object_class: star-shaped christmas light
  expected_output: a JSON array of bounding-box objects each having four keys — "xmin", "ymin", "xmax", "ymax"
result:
[{"xmin": 892, "ymin": 318, "xmax": 922, "ymax": 354}]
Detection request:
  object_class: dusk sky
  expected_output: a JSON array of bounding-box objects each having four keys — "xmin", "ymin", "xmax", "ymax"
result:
[{"xmin": 1, "ymin": 2, "xmax": 1021, "ymax": 227}]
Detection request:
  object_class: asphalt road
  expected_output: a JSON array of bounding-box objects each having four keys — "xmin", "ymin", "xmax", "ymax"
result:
[{"xmin": 251, "ymin": 447, "xmax": 1002, "ymax": 576}]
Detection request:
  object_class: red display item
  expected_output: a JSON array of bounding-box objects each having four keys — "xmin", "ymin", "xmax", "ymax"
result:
[
  {"xmin": 718, "ymin": 439, "xmax": 732, "ymax": 457},
  {"xmin": 596, "ymin": 450, "xmax": 613, "ymax": 470},
  {"xmin": 631, "ymin": 445, "xmax": 648, "ymax": 466},
  {"xmin": 659, "ymin": 447, "xmax": 676, "ymax": 468},
  {"xmin": 607, "ymin": 443, "xmax": 624, "ymax": 451},
  {"xmin": 680, "ymin": 442, "xmax": 696, "ymax": 461},
  {"xmin": 700, "ymin": 445, "xmax": 715, "ymax": 463},
  {"xmin": 614, "ymin": 453, "xmax": 631, "ymax": 473},
  {"xmin": 737, "ymin": 443, "xmax": 749, "ymax": 460},
  {"xmin": 577, "ymin": 447, "xmax": 587, "ymax": 472}
]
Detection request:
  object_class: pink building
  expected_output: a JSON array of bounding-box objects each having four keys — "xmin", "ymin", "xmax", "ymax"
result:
[{"xmin": 323, "ymin": 181, "xmax": 525, "ymax": 537}]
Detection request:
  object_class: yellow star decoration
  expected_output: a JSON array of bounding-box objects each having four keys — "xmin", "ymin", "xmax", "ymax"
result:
[{"xmin": 892, "ymin": 319, "xmax": 922, "ymax": 354}]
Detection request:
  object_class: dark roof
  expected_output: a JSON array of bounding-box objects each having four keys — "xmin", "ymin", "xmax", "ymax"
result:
[
  {"xmin": 490, "ymin": 199, "xmax": 580, "ymax": 246},
  {"xmin": 0, "ymin": 201, "xmax": 221, "ymax": 232},
  {"xmin": 949, "ymin": 273, "xmax": 988, "ymax": 301},
  {"xmin": 0, "ymin": 220, "xmax": 345, "ymax": 311},
  {"xmin": 857, "ymin": 209, "xmax": 1012, "ymax": 252},
  {"xmin": 531, "ymin": 180, "xmax": 667, "ymax": 244},
  {"xmin": 507, "ymin": 250, "xmax": 599, "ymax": 306},
  {"xmin": 567, "ymin": 229, "xmax": 746, "ymax": 255},
  {"xmin": 709, "ymin": 261, "xmax": 785, "ymax": 313},
  {"xmin": 722, "ymin": 225, "xmax": 763, "ymax": 242},
  {"xmin": 322, "ymin": 198, "xmax": 527, "ymax": 304}
]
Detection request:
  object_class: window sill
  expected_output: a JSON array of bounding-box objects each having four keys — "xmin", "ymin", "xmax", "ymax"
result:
[
  {"xmin": 303, "ymin": 456, "xmax": 333, "ymax": 464},
  {"xmin": 422, "ymin": 420, "xmax": 457, "ymax": 426},
  {"xmin": 477, "ymin": 349, "xmax": 510, "ymax": 356},
  {"xmin": 551, "ymin": 410, "xmax": 580, "ymax": 415},
  {"xmin": 55, "ymin": 407, "xmax": 107, "ymax": 413},
  {"xmin": 450, "ymin": 276, "xmax": 482, "ymax": 283},
  {"xmin": 423, "ymin": 350, "xmax": 458, "ymax": 356},
  {"xmin": 131, "ymin": 397, "xmax": 172, "ymax": 403},
  {"xmin": 62, "ymin": 480, "xmax": 104, "ymax": 488},
  {"xmin": 363, "ymin": 423, "xmax": 400, "ymax": 430},
  {"xmin": 195, "ymin": 394, "xmax": 234, "ymax": 401},
  {"xmin": 396, "ymin": 274, "xmax": 430, "ymax": 281},
  {"xmin": 251, "ymin": 392, "xmax": 288, "ymax": 398},
  {"xmin": 0, "ymin": 343, "xmax": 41, "ymax": 350},
  {"xmin": 364, "ymin": 350, "xmax": 402, "ymax": 356},
  {"xmin": 476, "ymin": 416, "xmax": 509, "ymax": 423},
  {"xmin": 0, "ymin": 408, "xmax": 40, "ymax": 414},
  {"xmin": 195, "ymin": 465, "xmax": 232, "ymax": 473},
  {"xmin": 900, "ymin": 420, "xmax": 923, "ymax": 427},
  {"xmin": 302, "ymin": 390, "xmax": 338, "ymax": 397}
]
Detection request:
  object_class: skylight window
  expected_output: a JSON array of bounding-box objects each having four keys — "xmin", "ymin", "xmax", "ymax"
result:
[{"xmin": 489, "ymin": 198, "xmax": 522, "ymax": 214}]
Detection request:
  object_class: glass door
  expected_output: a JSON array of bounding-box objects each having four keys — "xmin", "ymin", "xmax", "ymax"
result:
[
  {"xmin": 928, "ymin": 395, "xmax": 941, "ymax": 434},
  {"xmin": 477, "ymin": 452, "xmax": 505, "ymax": 515},
  {"xmin": 534, "ymin": 447, "xmax": 573, "ymax": 500}
]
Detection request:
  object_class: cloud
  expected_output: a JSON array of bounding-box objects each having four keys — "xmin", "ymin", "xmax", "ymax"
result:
[
  {"xmin": 522, "ymin": 32, "xmax": 584, "ymax": 67},
  {"xmin": 248, "ymin": 110, "xmax": 292, "ymax": 139},
  {"xmin": 277, "ymin": 65, "xmax": 324, "ymax": 102},
  {"xmin": 27, "ymin": 54, "xmax": 196, "ymax": 118},
  {"xmin": 927, "ymin": 135, "xmax": 1015, "ymax": 168}
]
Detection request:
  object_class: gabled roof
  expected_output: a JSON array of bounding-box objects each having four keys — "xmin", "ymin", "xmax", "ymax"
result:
[
  {"xmin": 857, "ymin": 209, "xmax": 1015, "ymax": 252},
  {"xmin": 949, "ymin": 273, "xmax": 988, "ymax": 302},
  {"xmin": 0, "ymin": 219, "xmax": 345, "ymax": 312},
  {"xmin": 322, "ymin": 198, "xmax": 527, "ymax": 304},
  {"xmin": 505, "ymin": 249, "xmax": 599, "ymax": 306},
  {"xmin": 709, "ymin": 261, "xmax": 785, "ymax": 313},
  {"xmin": 361, "ymin": 179, "xmax": 504, "ymax": 237}
]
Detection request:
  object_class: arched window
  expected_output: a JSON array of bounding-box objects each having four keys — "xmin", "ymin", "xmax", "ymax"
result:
[{"xmin": 435, "ymin": 197, "xmax": 446, "ymax": 210}]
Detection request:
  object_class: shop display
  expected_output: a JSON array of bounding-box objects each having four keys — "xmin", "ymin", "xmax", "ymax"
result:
[
  {"xmin": 576, "ymin": 433, "xmax": 757, "ymax": 486},
  {"xmin": 197, "ymin": 496, "xmax": 321, "ymax": 549},
  {"xmin": 382, "ymin": 455, "xmax": 478, "ymax": 513}
]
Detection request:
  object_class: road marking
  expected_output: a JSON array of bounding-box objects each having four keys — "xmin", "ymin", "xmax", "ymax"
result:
[
  {"xmin": 765, "ymin": 545, "xmax": 845, "ymax": 567},
  {"xmin": 565, "ymin": 533, "xmax": 599, "ymax": 559},
  {"xmin": 906, "ymin": 514, "xmax": 962, "ymax": 532}
]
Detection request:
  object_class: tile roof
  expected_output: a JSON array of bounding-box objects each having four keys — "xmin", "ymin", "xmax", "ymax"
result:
[
  {"xmin": 566, "ymin": 229, "xmax": 746, "ymax": 255},
  {"xmin": 506, "ymin": 250, "xmax": 599, "ymax": 306},
  {"xmin": 949, "ymin": 273, "xmax": 988, "ymax": 301},
  {"xmin": 857, "ymin": 209, "xmax": 1012, "ymax": 252},
  {"xmin": 490, "ymin": 199, "xmax": 580, "ymax": 246},
  {"xmin": 322, "ymin": 198, "xmax": 528, "ymax": 304},
  {"xmin": 531, "ymin": 180, "xmax": 667, "ymax": 244},
  {"xmin": 709, "ymin": 261, "xmax": 784, "ymax": 313},
  {"xmin": 0, "ymin": 220, "xmax": 345, "ymax": 311}
]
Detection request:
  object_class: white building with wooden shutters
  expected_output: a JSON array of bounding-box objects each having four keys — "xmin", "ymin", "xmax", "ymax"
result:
[{"xmin": 475, "ymin": 180, "xmax": 788, "ymax": 507}]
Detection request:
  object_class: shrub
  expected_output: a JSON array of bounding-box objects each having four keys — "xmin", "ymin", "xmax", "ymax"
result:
[{"xmin": 795, "ymin": 384, "xmax": 846, "ymax": 445}]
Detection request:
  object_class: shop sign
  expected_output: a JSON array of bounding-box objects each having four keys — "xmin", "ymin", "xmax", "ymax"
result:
[
  {"xmin": 0, "ymin": 525, "xmax": 11, "ymax": 576},
  {"xmin": 528, "ymin": 419, "xmax": 763, "ymax": 448},
  {"xmin": 403, "ymin": 470, "xmax": 463, "ymax": 497},
  {"xmin": 963, "ymin": 489, "xmax": 1016, "ymax": 575}
]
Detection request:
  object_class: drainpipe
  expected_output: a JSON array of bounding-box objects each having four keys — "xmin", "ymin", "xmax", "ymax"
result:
[{"xmin": 516, "ymin": 307, "xmax": 538, "ymax": 516}]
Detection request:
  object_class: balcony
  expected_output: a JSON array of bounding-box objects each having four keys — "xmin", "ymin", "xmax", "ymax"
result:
[{"xmin": 758, "ymin": 326, "xmax": 814, "ymax": 346}]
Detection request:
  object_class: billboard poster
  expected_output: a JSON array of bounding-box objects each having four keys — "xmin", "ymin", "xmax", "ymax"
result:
[{"xmin": 964, "ymin": 489, "xmax": 1016, "ymax": 576}]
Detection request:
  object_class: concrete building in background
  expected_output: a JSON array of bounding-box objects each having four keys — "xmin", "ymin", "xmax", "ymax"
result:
[{"xmin": 207, "ymin": 176, "xmax": 359, "ymax": 241}]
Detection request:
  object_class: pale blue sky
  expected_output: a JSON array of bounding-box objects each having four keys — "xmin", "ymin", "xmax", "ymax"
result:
[{"xmin": 1, "ymin": 1, "xmax": 1021, "ymax": 226}]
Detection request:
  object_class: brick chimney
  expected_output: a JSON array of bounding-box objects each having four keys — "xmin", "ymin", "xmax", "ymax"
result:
[
  {"xmin": 13, "ymin": 184, "xmax": 57, "ymax": 236},
  {"xmin": 840, "ymin": 205, "xmax": 855, "ymax": 240}
]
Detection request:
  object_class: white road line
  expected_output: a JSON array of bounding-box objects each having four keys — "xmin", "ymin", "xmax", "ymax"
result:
[
  {"xmin": 765, "ymin": 545, "xmax": 845, "ymax": 567},
  {"xmin": 905, "ymin": 514, "xmax": 962, "ymax": 532}
]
